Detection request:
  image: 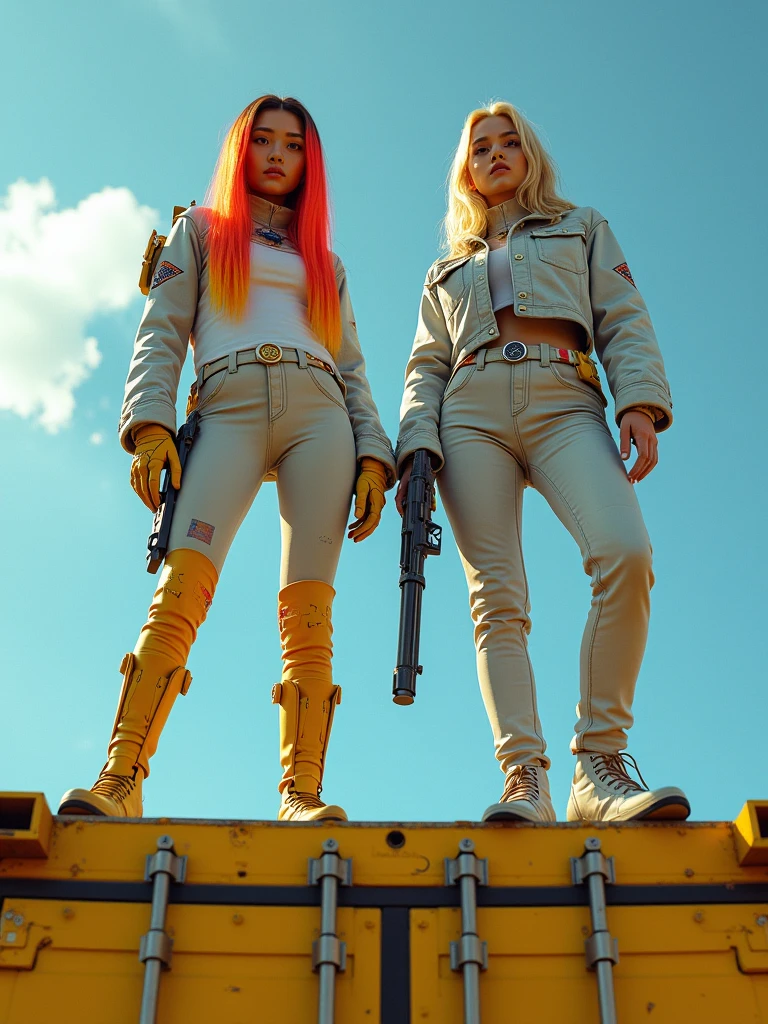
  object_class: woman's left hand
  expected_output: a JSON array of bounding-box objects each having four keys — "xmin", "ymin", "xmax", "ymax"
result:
[
  {"xmin": 619, "ymin": 409, "xmax": 658, "ymax": 484},
  {"xmin": 348, "ymin": 458, "xmax": 388, "ymax": 542}
]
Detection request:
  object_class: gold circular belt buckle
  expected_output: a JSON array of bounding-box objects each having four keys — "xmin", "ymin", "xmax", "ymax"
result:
[{"xmin": 257, "ymin": 343, "xmax": 283, "ymax": 364}]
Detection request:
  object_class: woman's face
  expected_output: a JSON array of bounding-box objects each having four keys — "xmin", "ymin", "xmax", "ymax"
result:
[
  {"xmin": 246, "ymin": 107, "xmax": 306, "ymax": 202},
  {"xmin": 467, "ymin": 114, "xmax": 528, "ymax": 206}
]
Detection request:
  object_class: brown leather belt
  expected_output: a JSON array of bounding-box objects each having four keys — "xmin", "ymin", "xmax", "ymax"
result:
[{"xmin": 195, "ymin": 344, "xmax": 338, "ymax": 389}]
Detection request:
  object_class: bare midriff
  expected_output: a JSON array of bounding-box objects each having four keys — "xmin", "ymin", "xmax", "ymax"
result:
[{"xmin": 488, "ymin": 305, "xmax": 586, "ymax": 352}]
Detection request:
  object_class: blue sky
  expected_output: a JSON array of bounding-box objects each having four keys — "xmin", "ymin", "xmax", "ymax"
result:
[{"xmin": 1, "ymin": 0, "xmax": 765, "ymax": 822}]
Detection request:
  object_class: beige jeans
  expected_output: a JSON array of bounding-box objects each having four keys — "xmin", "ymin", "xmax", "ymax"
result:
[
  {"xmin": 437, "ymin": 345, "xmax": 653, "ymax": 773},
  {"xmin": 168, "ymin": 360, "xmax": 357, "ymax": 583}
]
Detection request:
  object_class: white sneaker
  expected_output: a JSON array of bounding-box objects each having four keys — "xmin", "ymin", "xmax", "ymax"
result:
[
  {"xmin": 482, "ymin": 765, "xmax": 556, "ymax": 823},
  {"xmin": 567, "ymin": 752, "xmax": 690, "ymax": 822}
]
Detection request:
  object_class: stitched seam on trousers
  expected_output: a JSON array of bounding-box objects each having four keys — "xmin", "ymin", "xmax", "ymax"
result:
[
  {"xmin": 306, "ymin": 366, "xmax": 348, "ymax": 412},
  {"xmin": 510, "ymin": 365, "xmax": 531, "ymax": 479},
  {"xmin": 196, "ymin": 371, "xmax": 227, "ymax": 413},
  {"xmin": 548, "ymin": 362, "xmax": 607, "ymax": 410},
  {"xmin": 441, "ymin": 364, "xmax": 476, "ymax": 404},
  {"xmin": 514, "ymin": 491, "xmax": 546, "ymax": 753},
  {"xmin": 527, "ymin": 460, "xmax": 605, "ymax": 742},
  {"xmin": 269, "ymin": 363, "xmax": 288, "ymax": 423}
]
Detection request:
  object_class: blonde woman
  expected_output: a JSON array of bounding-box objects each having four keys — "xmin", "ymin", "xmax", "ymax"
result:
[{"xmin": 396, "ymin": 102, "xmax": 689, "ymax": 823}]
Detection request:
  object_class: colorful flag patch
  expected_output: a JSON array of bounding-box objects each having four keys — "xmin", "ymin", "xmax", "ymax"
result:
[
  {"xmin": 187, "ymin": 519, "xmax": 215, "ymax": 545},
  {"xmin": 152, "ymin": 261, "xmax": 183, "ymax": 288},
  {"xmin": 613, "ymin": 262, "xmax": 636, "ymax": 287}
]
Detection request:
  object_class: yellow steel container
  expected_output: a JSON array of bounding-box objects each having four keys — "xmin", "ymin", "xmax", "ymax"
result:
[{"xmin": 1, "ymin": 795, "xmax": 766, "ymax": 1023}]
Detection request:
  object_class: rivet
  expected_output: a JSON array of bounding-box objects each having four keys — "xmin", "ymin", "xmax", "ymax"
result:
[
  {"xmin": 232, "ymin": 913, "xmax": 244, "ymax": 926},
  {"xmin": 519, "ymin": 305, "xmax": 528, "ymax": 311},
  {"xmin": 514, "ymin": 254, "xmax": 524, "ymax": 261},
  {"xmin": 62, "ymin": 907, "xmax": 75, "ymax": 920},
  {"xmin": 684, "ymin": 868, "xmax": 694, "ymax": 878},
  {"xmin": 518, "ymin": 292, "xmax": 527, "ymax": 298},
  {"xmin": 12, "ymin": 915, "xmax": 23, "ymax": 927},
  {"xmin": 757, "ymin": 915, "xmax": 768, "ymax": 927},
  {"xmin": 488, "ymin": 328, "xmax": 496, "ymax": 335},
  {"xmin": 417, "ymin": 920, "xmax": 429, "ymax": 930},
  {"xmin": 693, "ymin": 911, "xmax": 704, "ymax": 923}
]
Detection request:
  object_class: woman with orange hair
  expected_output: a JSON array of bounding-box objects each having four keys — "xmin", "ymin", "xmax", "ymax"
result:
[
  {"xmin": 59, "ymin": 96, "xmax": 395, "ymax": 822},
  {"xmin": 396, "ymin": 102, "xmax": 690, "ymax": 824}
]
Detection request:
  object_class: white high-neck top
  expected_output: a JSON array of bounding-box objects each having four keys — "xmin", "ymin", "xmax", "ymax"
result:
[
  {"xmin": 190, "ymin": 196, "xmax": 337, "ymax": 372},
  {"xmin": 488, "ymin": 247, "xmax": 515, "ymax": 313}
]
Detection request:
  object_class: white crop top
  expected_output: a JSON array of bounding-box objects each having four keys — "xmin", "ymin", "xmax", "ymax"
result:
[
  {"xmin": 488, "ymin": 247, "xmax": 515, "ymax": 313},
  {"xmin": 191, "ymin": 240, "xmax": 337, "ymax": 372}
]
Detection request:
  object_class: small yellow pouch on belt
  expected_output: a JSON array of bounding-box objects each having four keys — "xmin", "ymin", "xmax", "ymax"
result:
[
  {"xmin": 185, "ymin": 382, "xmax": 199, "ymax": 417},
  {"xmin": 138, "ymin": 202, "xmax": 196, "ymax": 295},
  {"xmin": 575, "ymin": 351, "xmax": 603, "ymax": 393}
]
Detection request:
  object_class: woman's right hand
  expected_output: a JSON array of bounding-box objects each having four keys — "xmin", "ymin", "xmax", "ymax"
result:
[
  {"xmin": 130, "ymin": 424, "xmax": 182, "ymax": 512},
  {"xmin": 395, "ymin": 454, "xmax": 438, "ymax": 516},
  {"xmin": 394, "ymin": 458, "xmax": 414, "ymax": 516}
]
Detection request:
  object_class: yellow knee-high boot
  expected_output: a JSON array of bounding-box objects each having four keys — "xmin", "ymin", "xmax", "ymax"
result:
[
  {"xmin": 274, "ymin": 580, "xmax": 346, "ymax": 822},
  {"xmin": 58, "ymin": 548, "xmax": 218, "ymax": 817}
]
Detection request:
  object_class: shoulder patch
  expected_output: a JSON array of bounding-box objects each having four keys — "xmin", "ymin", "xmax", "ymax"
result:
[
  {"xmin": 613, "ymin": 262, "xmax": 636, "ymax": 287},
  {"xmin": 152, "ymin": 261, "xmax": 183, "ymax": 289}
]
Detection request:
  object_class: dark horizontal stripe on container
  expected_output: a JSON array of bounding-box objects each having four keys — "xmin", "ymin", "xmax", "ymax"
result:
[{"xmin": 2, "ymin": 879, "xmax": 767, "ymax": 908}]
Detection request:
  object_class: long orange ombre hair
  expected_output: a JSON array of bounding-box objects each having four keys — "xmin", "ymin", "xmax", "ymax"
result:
[{"xmin": 205, "ymin": 96, "xmax": 342, "ymax": 355}]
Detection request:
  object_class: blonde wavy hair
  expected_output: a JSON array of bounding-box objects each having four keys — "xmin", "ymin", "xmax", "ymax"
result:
[{"xmin": 443, "ymin": 101, "xmax": 575, "ymax": 258}]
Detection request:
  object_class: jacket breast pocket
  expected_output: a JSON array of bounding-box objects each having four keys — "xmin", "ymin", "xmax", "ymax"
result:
[{"xmin": 532, "ymin": 230, "xmax": 588, "ymax": 274}]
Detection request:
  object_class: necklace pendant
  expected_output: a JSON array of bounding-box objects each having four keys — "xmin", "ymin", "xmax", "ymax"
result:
[{"xmin": 256, "ymin": 227, "xmax": 284, "ymax": 246}]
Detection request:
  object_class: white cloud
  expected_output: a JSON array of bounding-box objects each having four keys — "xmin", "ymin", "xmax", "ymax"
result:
[
  {"xmin": 89, "ymin": 432, "xmax": 104, "ymax": 445},
  {"xmin": 0, "ymin": 179, "xmax": 157, "ymax": 432}
]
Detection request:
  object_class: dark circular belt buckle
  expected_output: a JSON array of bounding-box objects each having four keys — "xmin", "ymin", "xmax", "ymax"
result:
[
  {"xmin": 502, "ymin": 341, "xmax": 528, "ymax": 363},
  {"xmin": 257, "ymin": 343, "xmax": 282, "ymax": 364}
]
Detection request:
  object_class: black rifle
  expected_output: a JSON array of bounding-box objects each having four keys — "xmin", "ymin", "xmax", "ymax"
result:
[
  {"xmin": 392, "ymin": 449, "xmax": 443, "ymax": 705},
  {"xmin": 146, "ymin": 410, "xmax": 200, "ymax": 573}
]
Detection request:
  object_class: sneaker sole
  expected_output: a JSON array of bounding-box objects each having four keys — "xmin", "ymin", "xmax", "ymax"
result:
[
  {"xmin": 482, "ymin": 805, "xmax": 544, "ymax": 824},
  {"xmin": 634, "ymin": 796, "xmax": 692, "ymax": 821}
]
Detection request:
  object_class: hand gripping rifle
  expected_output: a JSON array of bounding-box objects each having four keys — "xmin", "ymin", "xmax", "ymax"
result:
[
  {"xmin": 392, "ymin": 449, "xmax": 443, "ymax": 705},
  {"xmin": 146, "ymin": 411, "xmax": 200, "ymax": 574}
]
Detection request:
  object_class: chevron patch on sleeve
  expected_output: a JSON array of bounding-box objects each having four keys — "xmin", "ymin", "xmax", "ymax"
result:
[
  {"xmin": 152, "ymin": 261, "xmax": 183, "ymax": 288},
  {"xmin": 613, "ymin": 262, "xmax": 636, "ymax": 287}
]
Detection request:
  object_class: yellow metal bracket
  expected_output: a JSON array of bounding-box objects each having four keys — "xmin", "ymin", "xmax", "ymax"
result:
[
  {"xmin": 0, "ymin": 903, "xmax": 51, "ymax": 971},
  {"xmin": 732, "ymin": 910, "xmax": 768, "ymax": 973},
  {"xmin": 733, "ymin": 801, "xmax": 768, "ymax": 866},
  {"xmin": 0, "ymin": 792, "xmax": 52, "ymax": 860}
]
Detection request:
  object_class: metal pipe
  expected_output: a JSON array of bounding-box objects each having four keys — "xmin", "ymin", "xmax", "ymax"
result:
[
  {"xmin": 138, "ymin": 835, "xmax": 187, "ymax": 1024},
  {"xmin": 446, "ymin": 839, "xmax": 488, "ymax": 1024},
  {"xmin": 139, "ymin": 960, "xmax": 162, "ymax": 1024},
  {"xmin": 309, "ymin": 838, "xmax": 352, "ymax": 1024},
  {"xmin": 595, "ymin": 960, "xmax": 617, "ymax": 1024},
  {"xmin": 571, "ymin": 837, "xmax": 619, "ymax": 1024},
  {"xmin": 318, "ymin": 874, "xmax": 338, "ymax": 1024}
]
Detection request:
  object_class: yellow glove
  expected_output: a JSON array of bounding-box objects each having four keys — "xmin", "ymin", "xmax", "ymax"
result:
[
  {"xmin": 130, "ymin": 424, "xmax": 182, "ymax": 512},
  {"xmin": 347, "ymin": 457, "xmax": 388, "ymax": 543}
]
